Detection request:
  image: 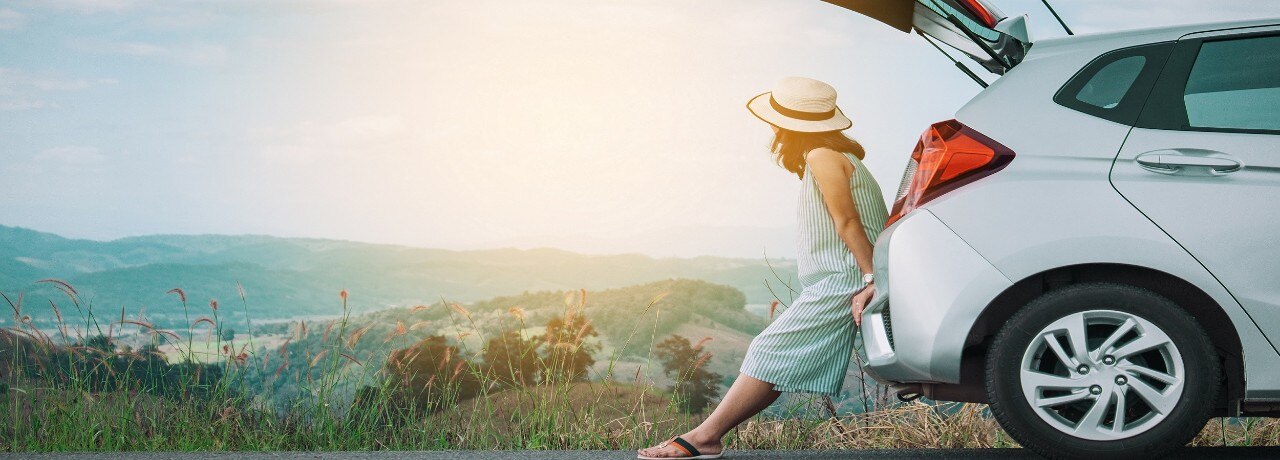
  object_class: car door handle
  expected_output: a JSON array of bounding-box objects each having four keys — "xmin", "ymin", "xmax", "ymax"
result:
[{"xmin": 1134, "ymin": 150, "xmax": 1243, "ymax": 176}]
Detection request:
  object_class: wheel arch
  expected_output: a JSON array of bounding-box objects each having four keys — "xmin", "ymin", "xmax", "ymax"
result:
[{"xmin": 957, "ymin": 263, "xmax": 1245, "ymax": 413}]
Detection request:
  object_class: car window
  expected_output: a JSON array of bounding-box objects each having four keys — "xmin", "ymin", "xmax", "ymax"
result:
[
  {"xmin": 1054, "ymin": 42, "xmax": 1174, "ymax": 125},
  {"xmin": 1183, "ymin": 35, "xmax": 1280, "ymax": 132},
  {"xmin": 1075, "ymin": 56, "xmax": 1146, "ymax": 109}
]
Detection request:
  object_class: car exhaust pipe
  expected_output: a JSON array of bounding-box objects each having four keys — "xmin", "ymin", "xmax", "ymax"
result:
[
  {"xmin": 892, "ymin": 382, "xmax": 990, "ymax": 404},
  {"xmin": 892, "ymin": 383, "xmax": 925, "ymax": 402}
]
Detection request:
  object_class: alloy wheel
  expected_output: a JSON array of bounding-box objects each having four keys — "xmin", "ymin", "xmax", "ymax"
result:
[{"xmin": 1019, "ymin": 309, "xmax": 1185, "ymax": 441}]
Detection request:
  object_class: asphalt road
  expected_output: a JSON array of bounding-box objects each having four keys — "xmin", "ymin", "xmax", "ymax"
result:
[{"xmin": 4, "ymin": 449, "xmax": 1279, "ymax": 459}]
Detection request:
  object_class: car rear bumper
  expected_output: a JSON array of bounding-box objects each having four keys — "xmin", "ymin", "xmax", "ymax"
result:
[{"xmin": 858, "ymin": 209, "xmax": 1013, "ymax": 384}]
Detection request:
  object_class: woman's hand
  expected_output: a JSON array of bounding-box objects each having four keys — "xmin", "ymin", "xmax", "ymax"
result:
[{"xmin": 851, "ymin": 283, "xmax": 875, "ymax": 326}]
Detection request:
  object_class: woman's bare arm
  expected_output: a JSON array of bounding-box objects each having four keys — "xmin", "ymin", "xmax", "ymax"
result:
[
  {"xmin": 807, "ymin": 148, "xmax": 874, "ymax": 276},
  {"xmin": 808, "ymin": 148, "xmax": 877, "ymax": 325}
]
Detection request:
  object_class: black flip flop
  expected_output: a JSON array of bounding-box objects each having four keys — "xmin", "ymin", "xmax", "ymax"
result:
[{"xmin": 637, "ymin": 436, "xmax": 723, "ymax": 459}]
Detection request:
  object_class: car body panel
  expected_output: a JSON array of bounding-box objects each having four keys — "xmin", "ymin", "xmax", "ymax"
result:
[
  {"xmin": 861, "ymin": 209, "xmax": 1011, "ymax": 384},
  {"xmin": 1111, "ymin": 26, "xmax": 1280, "ymax": 395}
]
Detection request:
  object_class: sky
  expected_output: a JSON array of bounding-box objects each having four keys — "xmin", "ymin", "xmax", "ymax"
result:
[{"xmin": 2, "ymin": 0, "xmax": 1278, "ymax": 259}]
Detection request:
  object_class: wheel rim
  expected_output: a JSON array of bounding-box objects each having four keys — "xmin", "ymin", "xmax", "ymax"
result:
[{"xmin": 1019, "ymin": 309, "xmax": 1185, "ymax": 441}]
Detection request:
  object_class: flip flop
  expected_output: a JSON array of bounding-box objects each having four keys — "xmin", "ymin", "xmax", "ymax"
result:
[{"xmin": 637, "ymin": 436, "xmax": 724, "ymax": 459}]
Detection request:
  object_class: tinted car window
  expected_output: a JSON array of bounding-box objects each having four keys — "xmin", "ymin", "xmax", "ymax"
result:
[
  {"xmin": 1075, "ymin": 56, "xmax": 1146, "ymax": 109},
  {"xmin": 1055, "ymin": 42, "xmax": 1174, "ymax": 125},
  {"xmin": 1183, "ymin": 35, "xmax": 1280, "ymax": 132}
]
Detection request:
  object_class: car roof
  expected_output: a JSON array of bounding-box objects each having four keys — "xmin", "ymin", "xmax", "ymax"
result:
[{"xmin": 1031, "ymin": 17, "xmax": 1280, "ymax": 55}]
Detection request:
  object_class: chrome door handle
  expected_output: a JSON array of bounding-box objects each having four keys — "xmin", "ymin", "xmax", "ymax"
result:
[{"xmin": 1134, "ymin": 149, "xmax": 1243, "ymax": 176}]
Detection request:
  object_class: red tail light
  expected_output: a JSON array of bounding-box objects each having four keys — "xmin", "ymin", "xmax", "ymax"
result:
[
  {"xmin": 956, "ymin": 0, "xmax": 999, "ymax": 28},
  {"xmin": 886, "ymin": 120, "xmax": 1014, "ymax": 227}
]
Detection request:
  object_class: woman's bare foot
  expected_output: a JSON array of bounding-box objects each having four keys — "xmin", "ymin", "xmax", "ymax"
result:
[{"xmin": 636, "ymin": 431, "xmax": 722, "ymax": 458}]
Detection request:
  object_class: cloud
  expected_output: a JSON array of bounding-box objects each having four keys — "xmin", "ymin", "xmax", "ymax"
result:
[
  {"xmin": 9, "ymin": 146, "xmax": 107, "ymax": 174},
  {"xmin": 33, "ymin": 146, "xmax": 107, "ymax": 165},
  {"xmin": 0, "ymin": 99, "xmax": 51, "ymax": 111},
  {"xmin": 144, "ymin": 10, "xmax": 217, "ymax": 29},
  {"xmin": 0, "ymin": 8, "xmax": 25, "ymax": 31},
  {"xmin": 39, "ymin": 0, "xmax": 136, "ymax": 14},
  {"xmin": 0, "ymin": 68, "xmax": 104, "ymax": 110},
  {"xmin": 73, "ymin": 40, "xmax": 228, "ymax": 66},
  {"xmin": 257, "ymin": 115, "xmax": 409, "ymax": 164}
]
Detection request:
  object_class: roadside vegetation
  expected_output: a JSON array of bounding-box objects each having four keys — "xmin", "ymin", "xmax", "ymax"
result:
[{"xmin": 1, "ymin": 279, "xmax": 1276, "ymax": 451}]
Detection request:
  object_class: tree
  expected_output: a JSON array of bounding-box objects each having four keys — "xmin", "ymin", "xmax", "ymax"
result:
[
  {"xmin": 539, "ymin": 312, "xmax": 598, "ymax": 383},
  {"xmin": 483, "ymin": 330, "xmax": 540, "ymax": 386},
  {"xmin": 656, "ymin": 335, "xmax": 723, "ymax": 413},
  {"xmin": 382, "ymin": 335, "xmax": 481, "ymax": 412},
  {"xmin": 220, "ymin": 328, "xmax": 236, "ymax": 342}
]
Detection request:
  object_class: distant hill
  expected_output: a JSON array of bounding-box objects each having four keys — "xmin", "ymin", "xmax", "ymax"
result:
[{"xmin": 0, "ymin": 225, "xmax": 796, "ymax": 327}]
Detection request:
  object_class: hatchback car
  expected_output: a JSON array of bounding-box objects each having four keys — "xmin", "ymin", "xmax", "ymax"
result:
[{"xmin": 826, "ymin": 0, "xmax": 1280, "ymax": 458}]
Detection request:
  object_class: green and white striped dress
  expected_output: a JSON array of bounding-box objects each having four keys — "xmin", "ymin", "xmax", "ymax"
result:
[{"xmin": 740, "ymin": 150, "xmax": 889, "ymax": 396}]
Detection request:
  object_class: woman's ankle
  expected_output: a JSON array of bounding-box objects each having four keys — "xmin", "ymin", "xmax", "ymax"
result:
[{"xmin": 680, "ymin": 429, "xmax": 722, "ymax": 448}]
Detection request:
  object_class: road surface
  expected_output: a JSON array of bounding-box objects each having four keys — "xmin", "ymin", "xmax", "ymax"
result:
[{"xmin": 5, "ymin": 448, "xmax": 1279, "ymax": 459}]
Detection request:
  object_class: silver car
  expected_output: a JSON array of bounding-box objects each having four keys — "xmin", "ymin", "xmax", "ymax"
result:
[{"xmin": 828, "ymin": 0, "xmax": 1280, "ymax": 458}]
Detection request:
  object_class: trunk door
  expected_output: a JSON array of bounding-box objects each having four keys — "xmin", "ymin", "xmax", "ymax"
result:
[{"xmin": 823, "ymin": 0, "xmax": 1031, "ymax": 74}]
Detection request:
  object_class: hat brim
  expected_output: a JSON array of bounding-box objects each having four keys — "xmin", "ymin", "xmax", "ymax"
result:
[{"xmin": 747, "ymin": 92, "xmax": 852, "ymax": 133}]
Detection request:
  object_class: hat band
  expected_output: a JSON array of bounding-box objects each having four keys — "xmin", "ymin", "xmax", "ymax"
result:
[{"xmin": 769, "ymin": 95, "xmax": 836, "ymax": 121}]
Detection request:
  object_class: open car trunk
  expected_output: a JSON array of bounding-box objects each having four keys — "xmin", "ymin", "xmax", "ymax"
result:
[{"xmin": 823, "ymin": 0, "xmax": 1031, "ymax": 74}]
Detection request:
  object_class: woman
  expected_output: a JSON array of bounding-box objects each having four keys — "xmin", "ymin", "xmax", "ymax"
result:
[{"xmin": 638, "ymin": 77, "xmax": 888, "ymax": 460}]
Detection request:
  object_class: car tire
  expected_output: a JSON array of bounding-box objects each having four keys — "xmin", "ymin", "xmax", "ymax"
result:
[{"xmin": 985, "ymin": 283, "xmax": 1219, "ymax": 460}]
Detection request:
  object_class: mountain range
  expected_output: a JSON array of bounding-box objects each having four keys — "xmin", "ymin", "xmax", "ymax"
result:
[{"xmin": 0, "ymin": 225, "xmax": 797, "ymax": 327}]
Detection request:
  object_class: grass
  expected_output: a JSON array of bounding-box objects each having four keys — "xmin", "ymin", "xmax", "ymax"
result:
[{"xmin": 1, "ymin": 279, "xmax": 1278, "ymax": 452}]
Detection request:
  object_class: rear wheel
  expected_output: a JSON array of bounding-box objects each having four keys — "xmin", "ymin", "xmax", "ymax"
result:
[{"xmin": 986, "ymin": 283, "xmax": 1218, "ymax": 459}]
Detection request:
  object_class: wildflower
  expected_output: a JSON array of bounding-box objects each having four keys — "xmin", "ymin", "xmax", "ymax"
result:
[
  {"xmin": 508, "ymin": 307, "xmax": 525, "ymax": 320},
  {"xmin": 209, "ymin": 299, "xmax": 218, "ymax": 311},
  {"xmin": 122, "ymin": 320, "xmax": 156, "ymax": 331},
  {"xmin": 166, "ymin": 288, "xmax": 186, "ymax": 303},
  {"xmin": 438, "ymin": 348, "xmax": 454, "ymax": 370},
  {"xmin": 346, "ymin": 324, "xmax": 373, "ymax": 347},
  {"xmin": 383, "ymin": 321, "xmax": 407, "ymax": 343},
  {"xmin": 217, "ymin": 406, "xmax": 236, "ymax": 423},
  {"xmin": 322, "ymin": 321, "xmax": 336, "ymax": 342},
  {"xmin": 411, "ymin": 304, "xmax": 430, "ymax": 312},
  {"xmin": 309, "ymin": 349, "xmax": 329, "ymax": 368},
  {"xmin": 278, "ymin": 337, "xmax": 292, "ymax": 356},
  {"xmin": 37, "ymin": 279, "xmax": 79, "ymax": 302},
  {"xmin": 339, "ymin": 289, "xmax": 348, "ymax": 302},
  {"xmin": 769, "ymin": 300, "xmax": 780, "ymax": 320},
  {"xmin": 693, "ymin": 337, "xmax": 713, "ymax": 351},
  {"xmin": 693, "ymin": 354, "xmax": 712, "ymax": 370}
]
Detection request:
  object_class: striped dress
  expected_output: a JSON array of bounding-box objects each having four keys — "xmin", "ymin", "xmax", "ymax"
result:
[{"xmin": 740, "ymin": 150, "xmax": 889, "ymax": 396}]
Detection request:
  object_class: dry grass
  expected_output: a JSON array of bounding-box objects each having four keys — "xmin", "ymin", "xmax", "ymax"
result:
[{"xmin": 4, "ymin": 281, "xmax": 1280, "ymax": 452}]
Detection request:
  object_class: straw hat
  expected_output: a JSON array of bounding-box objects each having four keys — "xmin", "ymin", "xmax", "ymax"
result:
[{"xmin": 747, "ymin": 77, "xmax": 852, "ymax": 133}]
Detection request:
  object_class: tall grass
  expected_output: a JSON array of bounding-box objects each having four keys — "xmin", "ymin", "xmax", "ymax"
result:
[{"xmin": 1, "ymin": 280, "xmax": 1277, "ymax": 452}]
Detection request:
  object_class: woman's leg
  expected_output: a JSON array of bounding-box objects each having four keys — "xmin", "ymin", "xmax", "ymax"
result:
[{"xmin": 637, "ymin": 373, "xmax": 781, "ymax": 458}]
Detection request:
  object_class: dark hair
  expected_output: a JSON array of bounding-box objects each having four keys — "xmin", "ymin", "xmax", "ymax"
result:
[{"xmin": 771, "ymin": 128, "xmax": 865, "ymax": 179}]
